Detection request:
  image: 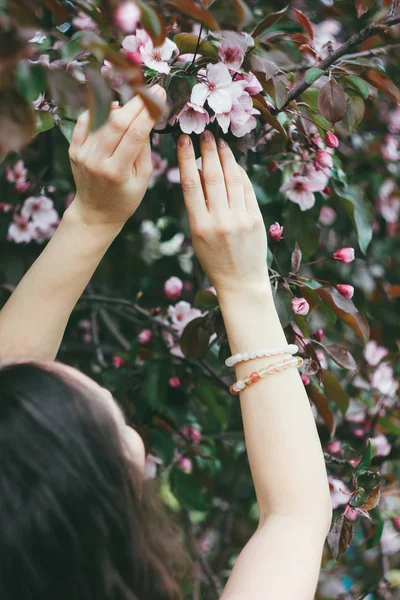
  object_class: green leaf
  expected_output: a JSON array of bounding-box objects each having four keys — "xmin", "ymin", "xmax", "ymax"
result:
[
  {"xmin": 140, "ymin": 359, "xmax": 171, "ymax": 408},
  {"xmin": 323, "ymin": 370, "xmax": 349, "ymax": 415},
  {"xmin": 377, "ymin": 416, "xmax": 400, "ymax": 436},
  {"xmin": 16, "ymin": 63, "xmax": 47, "ymax": 103},
  {"xmin": 35, "ymin": 111, "xmax": 54, "ymax": 134},
  {"xmin": 86, "ymin": 67, "xmax": 113, "ymax": 132},
  {"xmin": 170, "ymin": 468, "xmax": 207, "ymax": 511},
  {"xmin": 150, "ymin": 429, "xmax": 175, "ymax": 466},
  {"xmin": 58, "ymin": 119, "xmax": 75, "ymax": 143},
  {"xmin": 300, "ymin": 88, "xmax": 319, "ymax": 112},
  {"xmin": 173, "ymin": 33, "xmax": 217, "ymax": 58},
  {"xmin": 283, "ymin": 202, "xmax": 321, "ymax": 258},
  {"xmin": 180, "ymin": 316, "xmax": 213, "ymax": 358},
  {"xmin": 346, "ymin": 75, "xmax": 370, "ymax": 100},
  {"xmin": 195, "ymin": 381, "xmax": 227, "ymax": 429},
  {"xmin": 332, "ymin": 181, "xmax": 374, "ymax": 255},
  {"xmin": 355, "ymin": 439, "xmax": 373, "ymax": 475},
  {"xmin": 194, "ymin": 290, "xmax": 219, "ymax": 310},
  {"xmin": 341, "ymin": 90, "xmax": 365, "ymax": 134},
  {"xmin": 273, "ymin": 288, "xmax": 292, "ymax": 329},
  {"xmin": 304, "ymin": 67, "xmax": 324, "ymax": 85}
]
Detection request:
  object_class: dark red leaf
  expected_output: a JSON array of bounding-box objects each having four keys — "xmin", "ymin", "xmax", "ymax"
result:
[
  {"xmin": 364, "ymin": 69, "xmax": 400, "ymax": 104},
  {"xmin": 44, "ymin": 0, "xmax": 70, "ymax": 23},
  {"xmin": 48, "ymin": 70, "xmax": 86, "ymax": 111},
  {"xmin": 136, "ymin": 86, "xmax": 167, "ymax": 121},
  {"xmin": 135, "ymin": 0, "xmax": 166, "ymax": 46},
  {"xmin": 233, "ymin": 0, "xmax": 253, "ymax": 28},
  {"xmin": 328, "ymin": 515, "xmax": 354, "ymax": 559},
  {"xmin": 318, "ymin": 80, "xmax": 347, "ymax": 124},
  {"xmin": 315, "ymin": 286, "xmax": 370, "ymax": 344},
  {"xmin": 251, "ymin": 6, "xmax": 289, "ymax": 38},
  {"xmin": 0, "ymin": 16, "xmax": 36, "ymax": 71},
  {"xmin": 180, "ymin": 316, "xmax": 213, "ymax": 358},
  {"xmin": 355, "ymin": 0, "xmax": 376, "ymax": 18},
  {"xmin": 0, "ymin": 88, "xmax": 35, "ymax": 156},
  {"xmin": 252, "ymin": 95, "xmax": 286, "ymax": 136},
  {"xmin": 291, "ymin": 241, "xmax": 302, "ymax": 274},
  {"xmin": 86, "ymin": 67, "xmax": 113, "ymax": 131},
  {"xmin": 293, "ymin": 8, "xmax": 314, "ymax": 40},
  {"xmin": 308, "ymin": 385, "xmax": 334, "ymax": 433},
  {"xmin": 324, "ymin": 344, "xmax": 357, "ymax": 370},
  {"xmin": 166, "ymin": 0, "xmax": 219, "ymax": 30},
  {"xmin": 360, "ymin": 483, "xmax": 381, "ymax": 511},
  {"xmin": 323, "ymin": 370, "xmax": 350, "ymax": 414}
]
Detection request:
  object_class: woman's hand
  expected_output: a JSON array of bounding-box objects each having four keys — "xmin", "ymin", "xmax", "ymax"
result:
[
  {"xmin": 177, "ymin": 131, "xmax": 271, "ymax": 297},
  {"xmin": 66, "ymin": 85, "xmax": 166, "ymax": 230}
]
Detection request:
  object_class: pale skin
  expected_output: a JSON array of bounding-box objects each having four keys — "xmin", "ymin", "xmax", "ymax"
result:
[{"xmin": 0, "ymin": 88, "xmax": 332, "ymax": 599}]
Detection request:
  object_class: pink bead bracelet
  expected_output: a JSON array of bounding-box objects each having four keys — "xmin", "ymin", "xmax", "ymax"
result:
[{"xmin": 229, "ymin": 356, "xmax": 304, "ymax": 395}]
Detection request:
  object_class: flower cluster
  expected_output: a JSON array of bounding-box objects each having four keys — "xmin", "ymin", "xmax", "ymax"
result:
[{"xmin": 8, "ymin": 196, "xmax": 59, "ymax": 244}]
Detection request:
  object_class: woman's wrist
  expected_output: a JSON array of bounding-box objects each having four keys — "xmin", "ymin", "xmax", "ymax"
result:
[
  {"xmin": 217, "ymin": 277, "xmax": 274, "ymax": 313},
  {"xmin": 62, "ymin": 198, "xmax": 124, "ymax": 243}
]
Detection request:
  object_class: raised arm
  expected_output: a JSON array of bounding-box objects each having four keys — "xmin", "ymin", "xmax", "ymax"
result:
[
  {"xmin": 177, "ymin": 132, "xmax": 332, "ymax": 600},
  {"xmin": 0, "ymin": 87, "xmax": 165, "ymax": 361}
]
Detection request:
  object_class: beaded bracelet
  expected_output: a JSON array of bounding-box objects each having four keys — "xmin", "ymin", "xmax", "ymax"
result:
[
  {"xmin": 225, "ymin": 344, "xmax": 298, "ymax": 368},
  {"xmin": 229, "ymin": 356, "xmax": 304, "ymax": 395}
]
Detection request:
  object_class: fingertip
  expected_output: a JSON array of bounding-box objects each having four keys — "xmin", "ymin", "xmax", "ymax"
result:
[
  {"xmin": 178, "ymin": 134, "xmax": 192, "ymax": 148},
  {"xmin": 217, "ymin": 137, "xmax": 229, "ymax": 150}
]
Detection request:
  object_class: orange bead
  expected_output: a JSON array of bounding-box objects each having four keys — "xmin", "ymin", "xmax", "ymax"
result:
[{"xmin": 249, "ymin": 371, "xmax": 261, "ymax": 383}]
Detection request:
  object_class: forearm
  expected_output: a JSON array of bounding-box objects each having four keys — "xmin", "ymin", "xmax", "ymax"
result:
[
  {"xmin": 219, "ymin": 282, "xmax": 332, "ymax": 529},
  {"xmin": 0, "ymin": 202, "xmax": 120, "ymax": 361}
]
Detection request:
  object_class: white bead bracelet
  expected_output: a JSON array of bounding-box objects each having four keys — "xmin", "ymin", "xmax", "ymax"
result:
[{"xmin": 225, "ymin": 344, "xmax": 298, "ymax": 368}]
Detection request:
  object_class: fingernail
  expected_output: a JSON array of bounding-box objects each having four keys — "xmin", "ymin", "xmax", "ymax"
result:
[
  {"xmin": 202, "ymin": 130, "xmax": 214, "ymax": 142},
  {"xmin": 179, "ymin": 135, "xmax": 191, "ymax": 147},
  {"xmin": 217, "ymin": 138, "xmax": 227, "ymax": 149}
]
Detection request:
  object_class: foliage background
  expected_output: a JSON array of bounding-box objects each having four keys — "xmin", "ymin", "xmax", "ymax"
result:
[{"xmin": 0, "ymin": 0, "xmax": 400, "ymax": 598}]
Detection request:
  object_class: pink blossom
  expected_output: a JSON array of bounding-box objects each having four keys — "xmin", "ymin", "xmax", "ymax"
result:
[
  {"xmin": 354, "ymin": 428, "xmax": 365, "ymax": 438},
  {"xmin": 329, "ymin": 476, "xmax": 351, "ymax": 509},
  {"xmin": 388, "ymin": 105, "xmax": 400, "ymax": 133},
  {"xmin": 197, "ymin": 530, "xmax": 217, "ymax": 555},
  {"xmin": 191, "ymin": 63, "xmax": 237, "ymax": 114},
  {"xmin": 165, "ymin": 276, "xmax": 183, "ymax": 300},
  {"xmin": 315, "ymin": 149, "xmax": 333, "ymax": 170},
  {"xmin": 21, "ymin": 196, "xmax": 58, "ymax": 229},
  {"xmin": 236, "ymin": 72, "xmax": 263, "ymax": 96},
  {"xmin": 112, "ymin": 355, "xmax": 126, "ymax": 369},
  {"xmin": 138, "ymin": 329, "xmax": 153, "ymax": 344},
  {"xmin": 0, "ymin": 203, "xmax": 12, "ymax": 213},
  {"xmin": 280, "ymin": 169, "xmax": 328, "ymax": 211},
  {"xmin": 15, "ymin": 180, "xmax": 30, "ymax": 193},
  {"xmin": 169, "ymin": 376, "xmax": 181, "ymax": 388},
  {"xmin": 337, "ymin": 284, "xmax": 354, "ymax": 299},
  {"xmin": 291, "ymin": 297, "xmax": 310, "ymax": 316},
  {"xmin": 8, "ymin": 216, "xmax": 37, "ymax": 244},
  {"xmin": 393, "ymin": 517, "xmax": 400, "ymax": 529},
  {"xmin": 381, "ymin": 134, "xmax": 400, "ymax": 162},
  {"xmin": 215, "ymin": 86, "xmax": 259, "ymax": 138},
  {"xmin": 167, "ymin": 301, "xmax": 202, "ymax": 334},
  {"xmin": 333, "ymin": 247, "xmax": 355, "ymax": 263},
  {"xmin": 319, "ymin": 205, "xmax": 337, "ymax": 225},
  {"xmin": 301, "ymin": 374, "xmax": 310, "ymax": 386},
  {"xmin": 371, "ymin": 363, "xmax": 398, "ymax": 397},
  {"xmin": 115, "ymin": 1, "xmax": 140, "ymax": 33},
  {"xmin": 325, "ymin": 131, "xmax": 339, "ymax": 148},
  {"xmin": 6, "ymin": 160, "xmax": 30, "ymax": 193},
  {"xmin": 178, "ymin": 457, "xmax": 193, "ymax": 474},
  {"xmin": 144, "ymin": 454, "xmax": 163, "ymax": 479},
  {"xmin": 149, "ymin": 152, "xmax": 168, "ymax": 187},
  {"xmin": 218, "ymin": 40, "xmax": 244, "ymax": 71},
  {"xmin": 371, "ymin": 434, "xmax": 391, "ymax": 457},
  {"xmin": 182, "ymin": 426, "xmax": 202, "ymax": 444},
  {"xmin": 141, "ymin": 37, "xmax": 177, "ymax": 74},
  {"xmin": 377, "ymin": 179, "xmax": 400, "ymax": 224},
  {"xmin": 268, "ymin": 222, "xmax": 283, "ymax": 242},
  {"xmin": 166, "ymin": 167, "xmax": 181, "ymax": 184},
  {"xmin": 316, "ymin": 349, "xmax": 328, "ymax": 369},
  {"xmin": 364, "ymin": 340, "xmax": 388, "ymax": 367},
  {"xmin": 176, "ymin": 102, "xmax": 210, "ymax": 135},
  {"xmin": 122, "ymin": 30, "xmax": 150, "ymax": 64},
  {"xmin": 72, "ymin": 11, "xmax": 99, "ymax": 31},
  {"xmin": 327, "ymin": 440, "xmax": 344, "ymax": 455}
]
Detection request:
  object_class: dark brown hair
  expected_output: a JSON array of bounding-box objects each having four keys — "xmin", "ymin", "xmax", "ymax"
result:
[{"xmin": 0, "ymin": 361, "xmax": 190, "ymax": 600}]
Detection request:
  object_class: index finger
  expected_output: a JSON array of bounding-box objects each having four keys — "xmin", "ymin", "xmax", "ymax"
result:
[{"xmin": 177, "ymin": 135, "xmax": 209, "ymax": 223}]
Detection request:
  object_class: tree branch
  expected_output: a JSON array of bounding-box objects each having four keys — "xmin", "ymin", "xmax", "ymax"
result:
[{"xmin": 271, "ymin": 12, "xmax": 400, "ymax": 115}]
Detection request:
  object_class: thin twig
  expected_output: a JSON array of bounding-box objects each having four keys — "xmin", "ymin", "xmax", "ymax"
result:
[
  {"xmin": 389, "ymin": 0, "xmax": 398, "ymax": 18},
  {"xmin": 272, "ymin": 13, "xmax": 400, "ymax": 115}
]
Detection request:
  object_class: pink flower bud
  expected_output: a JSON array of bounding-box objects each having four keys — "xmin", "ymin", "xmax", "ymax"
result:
[
  {"xmin": 354, "ymin": 428, "xmax": 365, "ymax": 438},
  {"xmin": 325, "ymin": 131, "xmax": 339, "ymax": 148},
  {"xmin": 348, "ymin": 457, "xmax": 361, "ymax": 468},
  {"xmin": 164, "ymin": 276, "xmax": 183, "ymax": 300},
  {"xmin": 337, "ymin": 284, "xmax": 354, "ymax": 299},
  {"xmin": 327, "ymin": 440, "xmax": 344, "ymax": 455},
  {"xmin": 138, "ymin": 329, "xmax": 153, "ymax": 344},
  {"xmin": 178, "ymin": 457, "xmax": 193, "ymax": 474},
  {"xmin": 115, "ymin": 1, "xmax": 141, "ymax": 33},
  {"xmin": 323, "ymin": 186, "xmax": 331, "ymax": 195},
  {"xmin": 393, "ymin": 517, "xmax": 400, "ymax": 530},
  {"xmin": 301, "ymin": 374, "xmax": 310, "ymax": 386},
  {"xmin": 169, "ymin": 376, "xmax": 181, "ymax": 388},
  {"xmin": 182, "ymin": 426, "xmax": 202, "ymax": 444},
  {"xmin": 333, "ymin": 247, "xmax": 355, "ymax": 263},
  {"xmin": 291, "ymin": 297, "xmax": 310, "ymax": 316},
  {"xmin": 183, "ymin": 281, "xmax": 193, "ymax": 293},
  {"xmin": 112, "ymin": 355, "xmax": 126, "ymax": 369},
  {"xmin": 319, "ymin": 206, "xmax": 336, "ymax": 226},
  {"xmin": 315, "ymin": 149, "xmax": 333, "ymax": 169},
  {"xmin": 267, "ymin": 160, "xmax": 278, "ymax": 173},
  {"xmin": 313, "ymin": 328, "xmax": 324, "ymax": 342},
  {"xmin": 268, "ymin": 222, "xmax": 283, "ymax": 242},
  {"xmin": 344, "ymin": 504, "xmax": 359, "ymax": 522}
]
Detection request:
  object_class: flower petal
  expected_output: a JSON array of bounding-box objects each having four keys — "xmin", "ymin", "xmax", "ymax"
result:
[{"xmin": 191, "ymin": 83, "xmax": 209, "ymax": 107}]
